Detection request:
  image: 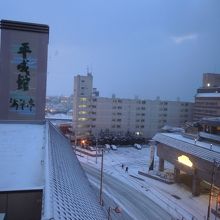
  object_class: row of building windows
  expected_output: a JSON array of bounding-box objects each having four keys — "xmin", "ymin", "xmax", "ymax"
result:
[
  {"xmin": 136, "ymin": 125, "xmax": 145, "ymax": 128},
  {"xmin": 195, "ymin": 109, "xmax": 217, "ymax": 114},
  {"xmin": 180, "ymin": 109, "xmax": 189, "ymax": 112},
  {"xmin": 79, "ymin": 111, "xmax": 96, "ymax": 115},
  {"xmin": 195, "ymin": 101, "xmax": 219, "ymax": 105},
  {"xmin": 112, "ymin": 99, "xmax": 123, "ymax": 103},
  {"xmin": 136, "ymin": 113, "xmax": 145, "ymax": 116},
  {"xmin": 136, "ymin": 100, "xmax": 146, "ymax": 104},
  {"xmin": 113, "ymin": 106, "xmax": 122, "ymax": 109},
  {"xmin": 159, "ymin": 108, "xmax": 168, "ymax": 111},
  {"xmin": 160, "ymin": 102, "xmax": 168, "ymax": 105}
]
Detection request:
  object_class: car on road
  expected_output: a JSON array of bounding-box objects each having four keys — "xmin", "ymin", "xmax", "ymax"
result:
[
  {"xmin": 134, "ymin": 143, "xmax": 142, "ymax": 150},
  {"xmin": 105, "ymin": 144, "xmax": 111, "ymax": 151},
  {"xmin": 110, "ymin": 145, "xmax": 117, "ymax": 150}
]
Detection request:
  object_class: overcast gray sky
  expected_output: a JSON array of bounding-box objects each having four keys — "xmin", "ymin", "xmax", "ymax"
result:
[{"xmin": 1, "ymin": 0, "xmax": 220, "ymax": 101}]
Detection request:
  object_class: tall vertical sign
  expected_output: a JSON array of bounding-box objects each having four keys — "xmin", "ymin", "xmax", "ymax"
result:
[{"xmin": 0, "ymin": 20, "xmax": 49, "ymax": 121}]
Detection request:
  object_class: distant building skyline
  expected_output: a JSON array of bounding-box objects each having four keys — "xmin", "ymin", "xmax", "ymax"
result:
[{"xmin": 73, "ymin": 73, "xmax": 193, "ymax": 139}]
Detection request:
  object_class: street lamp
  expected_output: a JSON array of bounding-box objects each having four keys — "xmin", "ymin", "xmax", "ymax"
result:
[
  {"xmin": 207, "ymin": 160, "xmax": 216, "ymax": 220},
  {"xmin": 96, "ymin": 137, "xmax": 98, "ymax": 164},
  {"xmin": 99, "ymin": 148, "xmax": 104, "ymax": 206}
]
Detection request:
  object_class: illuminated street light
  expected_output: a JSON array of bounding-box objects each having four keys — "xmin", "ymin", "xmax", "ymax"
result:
[
  {"xmin": 178, "ymin": 155, "xmax": 193, "ymax": 167},
  {"xmin": 81, "ymin": 139, "xmax": 86, "ymax": 148}
]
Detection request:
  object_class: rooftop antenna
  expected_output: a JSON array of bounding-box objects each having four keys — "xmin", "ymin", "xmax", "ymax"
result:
[{"xmin": 86, "ymin": 65, "xmax": 90, "ymax": 74}]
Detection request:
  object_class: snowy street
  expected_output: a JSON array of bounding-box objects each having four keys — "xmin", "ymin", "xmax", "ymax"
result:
[
  {"xmin": 77, "ymin": 146, "xmax": 214, "ymax": 220},
  {"xmin": 83, "ymin": 163, "xmax": 172, "ymax": 220}
]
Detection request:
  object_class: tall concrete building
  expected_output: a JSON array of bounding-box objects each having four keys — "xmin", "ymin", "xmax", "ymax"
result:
[
  {"xmin": 73, "ymin": 73, "xmax": 193, "ymax": 139},
  {"xmin": 194, "ymin": 73, "xmax": 220, "ymax": 121},
  {"xmin": 0, "ymin": 20, "xmax": 49, "ymax": 121}
]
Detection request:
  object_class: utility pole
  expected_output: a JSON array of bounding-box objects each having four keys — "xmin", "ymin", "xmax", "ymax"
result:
[
  {"xmin": 207, "ymin": 160, "xmax": 216, "ymax": 220},
  {"xmin": 108, "ymin": 207, "xmax": 111, "ymax": 220},
  {"xmin": 96, "ymin": 137, "xmax": 98, "ymax": 164},
  {"xmin": 99, "ymin": 149, "xmax": 104, "ymax": 206}
]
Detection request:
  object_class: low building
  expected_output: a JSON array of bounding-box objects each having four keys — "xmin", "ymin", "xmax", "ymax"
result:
[
  {"xmin": 0, "ymin": 121, "xmax": 107, "ymax": 220},
  {"xmin": 153, "ymin": 117, "xmax": 220, "ymax": 197}
]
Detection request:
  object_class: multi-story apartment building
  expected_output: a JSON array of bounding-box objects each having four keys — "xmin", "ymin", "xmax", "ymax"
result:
[
  {"xmin": 194, "ymin": 73, "xmax": 220, "ymax": 121},
  {"xmin": 73, "ymin": 73, "xmax": 193, "ymax": 139}
]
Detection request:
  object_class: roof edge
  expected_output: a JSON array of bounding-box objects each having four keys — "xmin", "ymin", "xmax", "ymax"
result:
[{"xmin": 0, "ymin": 19, "xmax": 49, "ymax": 34}]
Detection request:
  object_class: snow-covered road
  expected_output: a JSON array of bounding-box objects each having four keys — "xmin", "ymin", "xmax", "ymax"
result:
[{"xmin": 77, "ymin": 146, "xmax": 212, "ymax": 220}]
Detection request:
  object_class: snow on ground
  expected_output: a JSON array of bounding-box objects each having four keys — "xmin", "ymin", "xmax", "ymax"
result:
[
  {"xmin": 0, "ymin": 123, "xmax": 45, "ymax": 191},
  {"xmin": 77, "ymin": 146, "xmax": 216, "ymax": 220}
]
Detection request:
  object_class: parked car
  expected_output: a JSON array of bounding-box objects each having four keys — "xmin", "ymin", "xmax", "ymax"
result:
[
  {"xmin": 110, "ymin": 145, "xmax": 118, "ymax": 150},
  {"xmin": 134, "ymin": 143, "xmax": 142, "ymax": 150},
  {"xmin": 105, "ymin": 144, "xmax": 111, "ymax": 150}
]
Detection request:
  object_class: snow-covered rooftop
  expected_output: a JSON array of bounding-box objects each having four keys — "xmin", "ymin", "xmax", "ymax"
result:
[
  {"xmin": 196, "ymin": 92, "xmax": 220, "ymax": 98},
  {"xmin": 43, "ymin": 122, "xmax": 106, "ymax": 220},
  {"xmin": 0, "ymin": 121, "xmax": 106, "ymax": 219},
  {"xmin": 0, "ymin": 123, "xmax": 45, "ymax": 191},
  {"xmin": 153, "ymin": 133, "xmax": 220, "ymax": 163}
]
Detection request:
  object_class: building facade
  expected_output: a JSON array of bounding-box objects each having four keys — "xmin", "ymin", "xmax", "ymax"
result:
[
  {"xmin": 0, "ymin": 20, "xmax": 49, "ymax": 121},
  {"xmin": 73, "ymin": 73, "xmax": 193, "ymax": 139},
  {"xmin": 194, "ymin": 73, "xmax": 220, "ymax": 121}
]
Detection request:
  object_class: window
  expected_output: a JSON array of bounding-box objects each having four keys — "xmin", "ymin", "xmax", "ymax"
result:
[
  {"xmin": 78, "ymin": 117, "xmax": 88, "ymax": 121},
  {"xmin": 79, "ymin": 111, "xmax": 87, "ymax": 114},
  {"xmin": 79, "ymin": 104, "xmax": 87, "ymax": 108},
  {"xmin": 80, "ymin": 97, "xmax": 87, "ymax": 101}
]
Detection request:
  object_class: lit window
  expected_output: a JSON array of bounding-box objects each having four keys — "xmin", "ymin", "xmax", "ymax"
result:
[
  {"xmin": 79, "ymin": 111, "xmax": 87, "ymax": 114},
  {"xmin": 79, "ymin": 104, "xmax": 87, "ymax": 108},
  {"xmin": 80, "ymin": 98, "xmax": 88, "ymax": 101},
  {"xmin": 78, "ymin": 118, "xmax": 88, "ymax": 121}
]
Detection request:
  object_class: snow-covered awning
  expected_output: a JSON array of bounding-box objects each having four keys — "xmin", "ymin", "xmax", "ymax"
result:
[{"xmin": 153, "ymin": 133, "xmax": 220, "ymax": 163}]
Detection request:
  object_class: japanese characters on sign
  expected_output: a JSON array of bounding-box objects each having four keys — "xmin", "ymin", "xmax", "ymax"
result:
[{"xmin": 9, "ymin": 42, "xmax": 36, "ymax": 115}]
